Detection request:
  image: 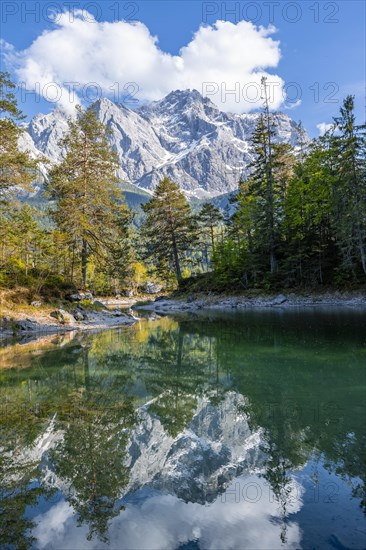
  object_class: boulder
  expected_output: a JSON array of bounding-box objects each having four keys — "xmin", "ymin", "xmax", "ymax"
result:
[
  {"xmin": 30, "ymin": 301, "xmax": 42, "ymax": 307},
  {"xmin": 143, "ymin": 282, "xmax": 162, "ymax": 294},
  {"xmin": 73, "ymin": 310, "xmax": 85, "ymax": 321},
  {"xmin": 50, "ymin": 309, "xmax": 75, "ymax": 325},
  {"xmin": 272, "ymin": 294, "xmax": 287, "ymax": 305},
  {"xmin": 123, "ymin": 290, "xmax": 134, "ymax": 298}
]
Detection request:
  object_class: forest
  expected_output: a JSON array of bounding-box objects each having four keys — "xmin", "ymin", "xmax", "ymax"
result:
[{"xmin": 1, "ymin": 71, "xmax": 365, "ymax": 301}]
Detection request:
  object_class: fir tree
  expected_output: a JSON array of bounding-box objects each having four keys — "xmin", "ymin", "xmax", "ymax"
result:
[
  {"xmin": 141, "ymin": 177, "xmax": 196, "ymax": 283},
  {"xmin": 0, "ymin": 72, "xmax": 38, "ymax": 203},
  {"xmin": 47, "ymin": 105, "xmax": 131, "ymax": 288},
  {"xmin": 331, "ymin": 96, "xmax": 366, "ymax": 276}
]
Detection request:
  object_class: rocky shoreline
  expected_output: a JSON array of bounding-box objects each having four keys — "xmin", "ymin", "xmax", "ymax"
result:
[
  {"xmin": 134, "ymin": 291, "xmax": 366, "ymax": 314},
  {"xmin": 0, "ymin": 299, "xmax": 139, "ymax": 340},
  {"xmin": 2, "ymin": 291, "xmax": 365, "ymax": 340}
]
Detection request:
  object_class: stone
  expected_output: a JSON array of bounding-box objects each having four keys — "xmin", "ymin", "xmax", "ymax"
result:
[
  {"xmin": 124, "ymin": 290, "xmax": 134, "ymax": 298},
  {"xmin": 30, "ymin": 301, "xmax": 42, "ymax": 307},
  {"xmin": 115, "ymin": 294, "xmax": 121, "ymax": 300},
  {"xmin": 50, "ymin": 309, "xmax": 75, "ymax": 325},
  {"xmin": 143, "ymin": 282, "xmax": 163, "ymax": 294},
  {"xmin": 272, "ymin": 294, "xmax": 287, "ymax": 305},
  {"xmin": 73, "ymin": 310, "xmax": 84, "ymax": 321}
]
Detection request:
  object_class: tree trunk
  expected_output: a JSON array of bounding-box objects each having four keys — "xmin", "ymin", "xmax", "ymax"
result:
[
  {"xmin": 81, "ymin": 238, "xmax": 88, "ymax": 288},
  {"xmin": 171, "ymin": 233, "xmax": 182, "ymax": 282},
  {"xmin": 210, "ymin": 224, "xmax": 215, "ymax": 251},
  {"xmin": 357, "ymin": 225, "xmax": 366, "ymax": 275},
  {"xmin": 270, "ymin": 246, "xmax": 277, "ymax": 274}
]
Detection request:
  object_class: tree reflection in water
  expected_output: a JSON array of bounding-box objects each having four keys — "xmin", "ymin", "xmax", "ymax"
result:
[{"xmin": 0, "ymin": 308, "xmax": 365, "ymax": 547}]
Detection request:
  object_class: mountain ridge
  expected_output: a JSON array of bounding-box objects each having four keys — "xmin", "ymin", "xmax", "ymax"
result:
[{"xmin": 19, "ymin": 89, "xmax": 308, "ymax": 199}]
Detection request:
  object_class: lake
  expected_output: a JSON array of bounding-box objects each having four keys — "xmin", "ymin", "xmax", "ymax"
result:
[{"xmin": 1, "ymin": 308, "xmax": 365, "ymax": 549}]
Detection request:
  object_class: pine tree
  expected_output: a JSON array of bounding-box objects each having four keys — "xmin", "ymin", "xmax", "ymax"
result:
[
  {"xmin": 0, "ymin": 72, "xmax": 38, "ymax": 203},
  {"xmin": 242, "ymin": 111, "xmax": 295, "ymax": 277},
  {"xmin": 261, "ymin": 76, "xmax": 277, "ymax": 273},
  {"xmin": 47, "ymin": 105, "xmax": 131, "ymax": 288},
  {"xmin": 141, "ymin": 177, "xmax": 196, "ymax": 283},
  {"xmin": 331, "ymin": 96, "xmax": 366, "ymax": 276}
]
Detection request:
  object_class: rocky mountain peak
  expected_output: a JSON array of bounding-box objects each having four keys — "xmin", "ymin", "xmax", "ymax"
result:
[{"xmin": 20, "ymin": 90, "xmax": 309, "ymax": 198}]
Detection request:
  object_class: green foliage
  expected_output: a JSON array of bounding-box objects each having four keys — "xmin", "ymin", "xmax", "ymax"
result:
[
  {"xmin": 1, "ymin": 80, "xmax": 365, "ymax": 298},
  {"xmin": 195, "ymin": 202, "xmax": 224, "ymax": 272},
  {"xmin": 193, "ymin": 95, "xmax": 366, "ymax": 291},
  {"xmin": 141, "ymin": 177, "xmax": 197, "ymax": 282},
  {"xmin": 0, "ymin": 71, "xmax": 39, "ymax": 203},
  {"xmin": 46, "ymin": 104, "xmax": 132, "ymax": 290}
]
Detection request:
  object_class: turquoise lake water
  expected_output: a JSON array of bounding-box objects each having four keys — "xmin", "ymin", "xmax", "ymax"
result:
[{"xmin": 1, "ymin": 307, "xmax": 365, "ymax": 549}]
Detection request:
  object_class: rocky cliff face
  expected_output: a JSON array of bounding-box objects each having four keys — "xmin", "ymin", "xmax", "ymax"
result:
[{"xmin": 20, "ymin": 90, "xmax": 307, "ymax": 198}]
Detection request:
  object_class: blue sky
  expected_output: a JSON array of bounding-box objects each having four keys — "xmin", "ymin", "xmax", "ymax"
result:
[{"xmin": 1, "ymin": 0, "xmax": 365, "ymax": 136}]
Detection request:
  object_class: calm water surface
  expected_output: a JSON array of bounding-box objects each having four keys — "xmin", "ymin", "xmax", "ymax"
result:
[{"xmin": 0, "ymin": 308, "xmax": 365, "ymax": 549}]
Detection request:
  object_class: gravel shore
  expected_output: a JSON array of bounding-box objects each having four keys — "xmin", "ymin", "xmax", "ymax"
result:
[{"xmin": 134, "ymin": 292, "xmax": 366, "ymax": 314}]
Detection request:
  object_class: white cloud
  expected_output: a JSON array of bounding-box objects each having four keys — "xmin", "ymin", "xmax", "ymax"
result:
[
  {"xmin": 317, "ymin": 122, "xmax": 333, "ymax": 136},
  {"xmin": 4, "ymin": 12, "xmax": 287, "ymax": 114},
  {"xmin": 284, "ymin": 99, "xmax": 302, "ymax": 110},
  {"xmin": 33, "ymin": 475, "xmax": 303, "ymax": 549},
  {"xmin": 0, "ymin": 38, "xmax": 14, "ymax": 52}
]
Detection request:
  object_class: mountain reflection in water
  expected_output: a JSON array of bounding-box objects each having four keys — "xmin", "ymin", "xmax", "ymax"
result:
[{"xmin": 0, "ymin": 308, "xmax": 365, "ymax": 549}]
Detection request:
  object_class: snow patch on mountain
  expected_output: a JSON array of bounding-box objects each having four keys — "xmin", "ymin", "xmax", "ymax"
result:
[{"xmin": 20, "ymin": 90, "xmax": 308, "ymax": 198}]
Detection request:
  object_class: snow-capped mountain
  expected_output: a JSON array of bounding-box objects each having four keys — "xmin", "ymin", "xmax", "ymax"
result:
[{"xmin": 21, "ymin": 90, "xmax": 307, "ymax": 198}]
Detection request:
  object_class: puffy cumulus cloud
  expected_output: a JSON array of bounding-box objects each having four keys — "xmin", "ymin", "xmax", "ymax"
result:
[
  {"xmin": 6, "ymin": 11, "xmax": 286, "ymax": 114},
  {"xmin": 317, "ymin": 122, "xmax": 333, "ymax": 136}
]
